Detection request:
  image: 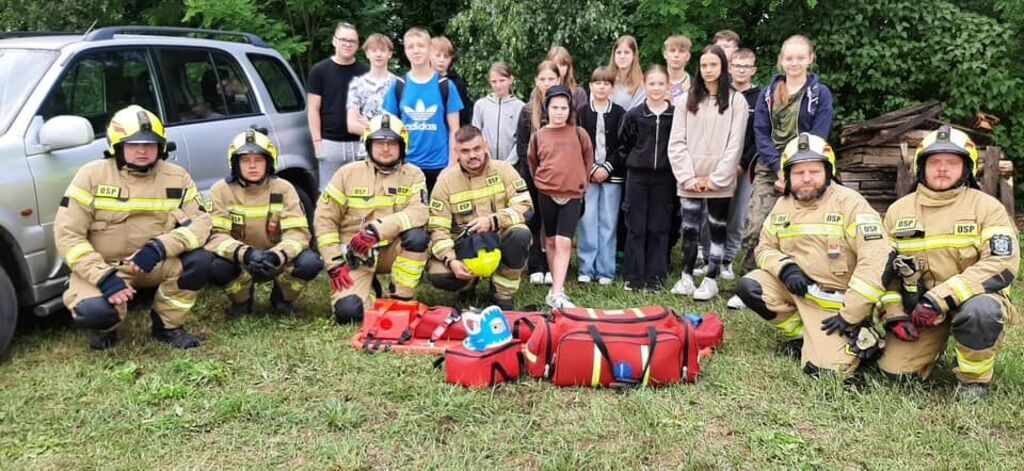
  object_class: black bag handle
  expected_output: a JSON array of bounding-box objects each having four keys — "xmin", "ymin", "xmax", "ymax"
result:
[
  {"xmin": 586, "ymin": 325, "xmax": 659, "ymax": 387},
  {"xmin": 512, "ymin": 316, "xmax": 536, "ymax": 339}
]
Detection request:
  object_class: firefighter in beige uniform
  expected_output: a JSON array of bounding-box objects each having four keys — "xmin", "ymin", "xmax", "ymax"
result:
[
  {"xmin": 54, "ymin": 105, "xmax": 213, "ymax": 350},
  {"xmin": 877, "ymin": 126, "xmax": 1019, "ymax": 401},
  {"xmin": 426, "ymin": 125, "xmax": 533, "ymax": 310},
  {"xmin": 206, "ymin": 130, "xmax": 323, "ymax": 317},
  {"xmin": 315, "ymin": 114, "xmax": 429, "ymax": 324},
  {"xmin": 736, "ymin": 133, "xmax": 891, "ymax": 374}
]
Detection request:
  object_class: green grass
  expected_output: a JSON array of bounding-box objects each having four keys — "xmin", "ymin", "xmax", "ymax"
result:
[{"xmin": 2, "ymin": 264, "xmax": 1023, "ymax": 469}]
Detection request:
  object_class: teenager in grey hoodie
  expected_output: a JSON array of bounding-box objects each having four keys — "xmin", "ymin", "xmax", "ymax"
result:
[{"xmin": 472, "ymin": 62, "xmax": 525, "ymax": 165}]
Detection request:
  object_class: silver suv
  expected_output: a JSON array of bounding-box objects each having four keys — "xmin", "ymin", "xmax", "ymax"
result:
[{"xmin": 0, "ymin": 27, "xmax": 318, "ymax": 355}]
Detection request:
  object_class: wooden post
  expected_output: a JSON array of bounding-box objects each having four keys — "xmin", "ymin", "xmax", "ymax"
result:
[
  {"xmin": 895, "ymin": 141, "xmax": 915, "ymax": 197},
  {"xmin": 981, "ymin": 147, "xmax": 1001, "ymax": 197},
  {"xmin": 999, "ymin": 177, "xmax": 1015, "ymax": 219}
]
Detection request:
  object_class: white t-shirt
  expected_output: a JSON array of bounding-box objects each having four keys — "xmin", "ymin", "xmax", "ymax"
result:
[{"xmin": 346, "ymin": 72, "xmax": 398, "ymax": 119}]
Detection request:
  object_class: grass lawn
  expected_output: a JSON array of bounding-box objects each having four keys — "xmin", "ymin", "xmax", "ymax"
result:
[{"xmin": 2, "ymin": 257, "xmax": 1023, "ymax": 469}]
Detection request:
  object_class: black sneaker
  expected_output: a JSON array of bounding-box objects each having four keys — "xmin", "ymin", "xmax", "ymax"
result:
[
  {"xmin": 227, "ymin": 285, "xmax": 254, "ymax": 319},
  {"xmin": 227, "ymin": 300, "xmax": 253, "ymax": 319},
  {"xmin": 89, "ymin": 330, "xmax": 120, "ymax": 351},
  {"xmin": 269, "ymin": 282, "xmax": 293, "ymax": 315},
  {"xmin": 152, "ymin": 326, "xmax": 201, "ymax": 349},
  {"xmin": 776, "ymin": 338, "xmax": 804, "ymax": 359}
]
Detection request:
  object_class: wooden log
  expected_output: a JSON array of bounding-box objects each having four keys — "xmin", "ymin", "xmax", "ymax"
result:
[
  {"xmin": 867, "ymin": 106, "xmax": 942, "ymax": 146},
  {"xmin": 1000, "ymin": 160, "xmax": 1013, "ymax": 177},
  {"xmin": 982, "ymin": 147, "xmax": 1001, "ymax": 196},
  {"xmin": 840, "ymin": 100, "xmax": 941, "ymax": 137}
]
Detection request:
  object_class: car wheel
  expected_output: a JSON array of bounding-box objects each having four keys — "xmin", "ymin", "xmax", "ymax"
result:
[
  {"xmin": 293, "ymin": 183, "xmax": 315, "ymax": 229},
  {"xmin": 0, "ymin": 266, "xmax": 18, "ymax": 358}
]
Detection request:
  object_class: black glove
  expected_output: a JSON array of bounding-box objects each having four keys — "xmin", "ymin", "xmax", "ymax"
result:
[
  {"xmin": 253, "ymin": 251, "xmax": 281, "ymax": 278},
  {"xmin": 98, "ymin": 270, "xmax": 128, "ymax": 299},
  {"xmin": 821, "ymin": 314, "xmax": 854, "ymax": 336},
  {"xmin": 779, "ymin": 263, "xmax": 812, "ymax": 296},
  {"xmin": 245, "ymin": 250, "xmax": 281, "ymax": 280},
  {"xmin": 131, "ymin": 239, "xmax": 166, "ymax": 273}
]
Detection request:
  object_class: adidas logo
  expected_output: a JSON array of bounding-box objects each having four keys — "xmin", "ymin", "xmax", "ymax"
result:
[{"xmin": 403, "ymin": 100, "xmax": 438, "ymax": 122}]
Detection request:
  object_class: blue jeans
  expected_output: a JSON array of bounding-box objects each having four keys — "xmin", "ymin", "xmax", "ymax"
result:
[{"xmin": 577, "ymin": 182, "xmax": 622, "ymax": 279}]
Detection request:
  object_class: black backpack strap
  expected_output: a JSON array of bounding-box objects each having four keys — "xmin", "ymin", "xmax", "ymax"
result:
[
  {"xmin": 438, "ymin": 77, "xmax": 450, "ymax": 130},
  {"xmin": 392, "ymin": 77, "xmax": 406, "ymax": 113}
]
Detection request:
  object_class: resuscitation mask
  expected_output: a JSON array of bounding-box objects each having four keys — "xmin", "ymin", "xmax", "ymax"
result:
[{"xmin": 461, "ymin": 305, "xmax": 512, "ymax": 352}]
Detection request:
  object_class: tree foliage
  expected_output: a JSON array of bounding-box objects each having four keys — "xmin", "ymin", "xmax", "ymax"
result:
[
  {"xmin": 2, "ymin": 0, "xmax": 1022, "ymax": 195},
  {"xmin": 449, "ymin": 0, "xmax": 630, "ymax": 98}
]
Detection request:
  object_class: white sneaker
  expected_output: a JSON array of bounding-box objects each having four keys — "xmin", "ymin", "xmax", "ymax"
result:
[
  {"xmin": 670, "ymin": 273, "xmax": 696, "ymax": 295},
  {"xmin": 693, "ymin": 266, "xmax": 707, "ymax": 278},
  {"xmin": 598, "ymin": 277, "xmax": 613, "ymax": 285},
  {"xmin": 727, "ymin": 294, "xmax": 746, "ymax": 310},
  {"xmin": 544, "ymin": 272, "xmax": 553, "ymax": 285},
  {"xmin": 529, "ymin": 272, "xmax": 545, "ymax": 284},
  {"xmin": 545, "ymin": 291, "xmax": 576, "ymax": 309},
  {"xmin": 693, "ymin": 278, "xmax": 719, "ymax": 301},
  {"xmin": 720, "ymin": 264, "xmax": 735, "ymax": 281},
  {"xmin": 577, "ymin": 275, "xmax": 592, "ymax": 283}
]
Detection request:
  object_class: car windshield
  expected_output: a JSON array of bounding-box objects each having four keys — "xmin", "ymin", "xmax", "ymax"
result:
[{"xmin": 0, "ymin": 48, "xmax": 57, "ymax": 135}]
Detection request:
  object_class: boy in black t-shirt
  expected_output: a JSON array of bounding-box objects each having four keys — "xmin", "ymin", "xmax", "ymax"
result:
[{"xmin": 307, "ymin": 21, "xmax": 369, "ymax": 188}]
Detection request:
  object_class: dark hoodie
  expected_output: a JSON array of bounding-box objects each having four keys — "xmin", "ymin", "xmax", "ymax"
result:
[
  {"xmin": 446, "ymin": 69, "xmax": 474, "ymax": 126},
  {"xmin": 753, "ymin": 73, "xmax": 834, "ymax": 173},
  {"xmin": 617, "ymin": 101, "xmax": 676, "ymax": 173}
]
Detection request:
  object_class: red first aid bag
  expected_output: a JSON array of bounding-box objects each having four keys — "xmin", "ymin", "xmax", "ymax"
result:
[
  {"xmin": 440, "ymin": 340, "xmax": 524, "ymax": 388},
  {"xmin": 357, "ymin": 299, "xmax": 427, "ymax": 351},
  {"xmin": 525, "ymin": 306, "xmax": 700, "ymax": 387},
  {"xmin": 412, "ymin": 307, "xmax": 546, "ymax": 342},
  {"xmin": 694, "ymin": 312, "xmax": 725, "ymax": 352}
]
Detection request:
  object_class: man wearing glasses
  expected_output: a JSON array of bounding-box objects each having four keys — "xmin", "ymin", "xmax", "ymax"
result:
[{"xmin": 308, "ymin": 22, "xmax": 370, "ymax": 188}]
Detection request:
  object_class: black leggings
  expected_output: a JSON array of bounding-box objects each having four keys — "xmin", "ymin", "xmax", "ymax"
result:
[
  {"xmin": 537, "ymin": 194, "xmax": 583, "ymax": 238},
  {"xmin": 681, "ymin": 197, "xmax": 731, "ymax": 278}
]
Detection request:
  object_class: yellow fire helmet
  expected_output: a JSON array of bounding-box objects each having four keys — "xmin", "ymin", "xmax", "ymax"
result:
[
  {"xmin": 913, "ymin": 124, "xmax": 979, "ymax": 179},
  {"xmin": 227, "ymin": 129, "xmax": 279, "ymax": 181},
  {"xmin": 780, "ymin": 132, "xmax": 837, "ymax": 179},
  {"xmin": 362, "ymin": 113, "xmax": 409, "ymax": 161},
  {"xmin": 455, "ymin": 232, "xmax": 502, "ymax": 278},
  {"xmin": 105, "ymin": 105, "xmax": 169, "ymax": 158}
]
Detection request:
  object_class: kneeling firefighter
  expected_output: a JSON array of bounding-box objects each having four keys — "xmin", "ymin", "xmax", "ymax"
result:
[
  {"xmin": 205, "ymin": 129, "xmax": 323, "ymax": 317},
  {"xmin": 315, "ymin": 114, "xmax": 429, "ymax": 324},
  {"xmin": 426, "ymin": 125, "xmax": 533, "ymax": 309},
  {"xmin": 54, "ymin": 105, "xmax": 212, "ymax": 350},
  {"xmin": 877, "ymin": 125, "xmax": 1019, "ymax": 402},
  {"xmin": 735, "ymin": 133, "xmax": 891, "ymax": 375}
]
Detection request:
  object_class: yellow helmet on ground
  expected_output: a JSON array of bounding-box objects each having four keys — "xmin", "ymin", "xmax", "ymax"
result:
[
  {"xmin": 362, "ymin": 113, "xmax": 409, "ymax": 162},
  {"xmin": 455, "ymin": 232, "xmax": 502, "ymax": 278},
  {"xmin": 913, "ymin": 124, "xmax": 979, "ymax": 186},
  {"xmin": 780, "ymin": 133, "xmax": 837, "ymax": 178},
  {"xmin": 105, "ymin": 105, "xmax": 169, "ymax": 158},
  {"xmin": 227, "ymin": 129, "xmax": 279, "ymax": 183}
]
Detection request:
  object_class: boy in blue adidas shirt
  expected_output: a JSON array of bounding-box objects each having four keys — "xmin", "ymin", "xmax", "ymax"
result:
[{"xmin": 383, "ymin": 27, "xmax": 463, "ymax": 190}]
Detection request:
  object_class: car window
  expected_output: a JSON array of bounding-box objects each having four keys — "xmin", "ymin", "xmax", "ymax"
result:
[
  {"xmin": 248, "ymin": 54, "xmax": 304, "ymax": 113},
  {"xmin": 40, "ymin": 49, "xmax": 159, "ymax": 137},
  {"xmin": 156, "ymin": 48, "xmax": 257, "ymax": 124}
]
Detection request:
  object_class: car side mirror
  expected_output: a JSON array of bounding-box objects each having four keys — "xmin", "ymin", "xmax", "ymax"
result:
[{"xmin": 39, "ymin": 115, "xmax": 95, "ymax": 151}]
